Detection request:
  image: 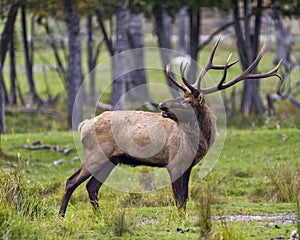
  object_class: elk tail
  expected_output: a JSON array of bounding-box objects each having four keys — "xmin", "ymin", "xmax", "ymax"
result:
[{"xmin": 78, "ymin": 120, "xmax": 88, "ymax": 133}]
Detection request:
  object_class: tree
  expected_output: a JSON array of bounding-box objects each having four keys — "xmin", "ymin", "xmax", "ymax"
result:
[
  {"xmin": 96, "ymin": 1, "xmax": 151, "ymax": 109},
  {"xmin": 177, "ymin": 8, "xmax": 187, "ymax": 54},
  {"xmin": 127, "ymin": 12, "xmax": 151, "ymax": 104},
  {"xmin": 111, "ymin": 0, "xmax": 129, "ymax": 109},
  {"xmin": 9, "ymin": 31, "xmax": 17, "ymax": 105},
  {"xmin": 20, "ymin": 3, "xmax": 43, "ymax": 104},
  {"xmin": 64, "ymin": 0, "xmax": 83, "ymax": 129},
  {"xmin": 0, "ymin": 1, "xmax": 20, "ymax": 133},
  {"xmin": 231, "ymin": 0, "xmax": 265, "ymax": 117}
]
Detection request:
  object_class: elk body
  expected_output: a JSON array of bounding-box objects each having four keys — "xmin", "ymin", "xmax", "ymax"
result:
[{"xmin": 59, "ymin": 38, "xmax": 281, "ymax": 217}]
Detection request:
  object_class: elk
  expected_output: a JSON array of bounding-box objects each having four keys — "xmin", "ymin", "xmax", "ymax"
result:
[{"xmin": 59, "ymin": 38, "xmax": 281, "ymax": 217}]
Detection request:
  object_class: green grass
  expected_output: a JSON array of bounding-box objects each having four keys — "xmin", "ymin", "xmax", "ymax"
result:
[{"xmin": 0, "ymin": 128, "xmax": 299, "ymax": 239}]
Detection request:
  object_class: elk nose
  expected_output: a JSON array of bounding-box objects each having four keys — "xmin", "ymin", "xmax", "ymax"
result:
[{"xmin": 158, "ymin": 102, "xmax": 167, "ymax": 110}]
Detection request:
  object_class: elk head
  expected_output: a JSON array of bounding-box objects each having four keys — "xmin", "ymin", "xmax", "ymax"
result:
[{"xmin": 159, "ymin": 37, "xmax": 282, "ymax": 125}]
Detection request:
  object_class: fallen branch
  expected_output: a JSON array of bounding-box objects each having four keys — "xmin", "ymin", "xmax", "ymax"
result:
[{"xmin": 24, "ymin": 144, "xmax": 71, "ymax": 155}]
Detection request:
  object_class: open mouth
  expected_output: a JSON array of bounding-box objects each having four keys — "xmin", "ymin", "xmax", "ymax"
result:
[
  {"xmin": 161, "ymin": 111, "xmax": 170, "ymax": 118},
  {"xmin": 159, "ymin": 105, "xmax": 170, "ymax": 118}
]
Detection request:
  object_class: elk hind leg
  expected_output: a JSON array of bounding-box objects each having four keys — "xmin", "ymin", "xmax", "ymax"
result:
[{"xmin": 86, "ymin": 162, "xmax": 116, "ymax": 211}]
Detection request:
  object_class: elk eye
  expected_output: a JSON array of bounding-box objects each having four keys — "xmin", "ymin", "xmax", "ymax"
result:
[{"xmin": 183, "ymin": 99, "xmax": 192, "ymax": 104}]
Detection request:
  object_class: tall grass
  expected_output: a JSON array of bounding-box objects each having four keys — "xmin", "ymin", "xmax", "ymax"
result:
[
  {"xmin": 0, "ymin": 169, "xmax": 49, "ymax": 239},
  {"xmin": 191, "ymin": 178, "xmax": 213, "ymax": 237},
  {"xmin": 267, "ymin": 162, "xmax": 300, "ymax": 234}
]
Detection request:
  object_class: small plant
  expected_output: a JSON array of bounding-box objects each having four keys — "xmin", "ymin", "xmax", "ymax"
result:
[
  {"xmin": 213, "ymin": 221, "xmax": 245, "ymax": 240},
  {"xmin": 192, "ymin": 178, "xmax": 213, "ymax": 237},
  {"xmin": 97, "ymin": 201, "xmax": 133, "ymax": 237},
  {"xmin": 111, "ymin": 209, "xmax": 127, "ymax": 236}
]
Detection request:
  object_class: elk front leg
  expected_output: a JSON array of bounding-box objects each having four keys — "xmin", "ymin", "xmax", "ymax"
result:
[
  {"xmin": 169, "ymin": 166, "xmax": 192, "ymax": 209},
  {"xmin": 86, "ymin": 162, "xmax": 116, "ymax": 211},
  {"xmin": 59, "ymin": 165, "xmax": 91, "ymax": 217}
]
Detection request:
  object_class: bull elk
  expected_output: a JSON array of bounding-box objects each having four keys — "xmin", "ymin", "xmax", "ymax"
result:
[{"xmin": 59, "ymin": 38, "xmax": 281, "ymax": 217}]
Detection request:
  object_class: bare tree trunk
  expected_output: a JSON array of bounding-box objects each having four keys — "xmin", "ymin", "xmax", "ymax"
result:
[
  {"xmin": 64, "ymin": 0, "xmax": 83, "ymax": 130},
  {"xmin": 20, "ymin": 4, "xmax": 43, "ymax": 104},
  {"xmin": 273, "ymin": 18, "xmax": 292, "ymax": 68},
  {"xmin": 177, "ymin": 8, "xmax": 187, "ymax": 54},
  {"xmin": 153, "ymin": 6, "xmax": 178, "ymax": 97},
  {"xmin": 95, "ymin": 10, "xmax": 114, "ymax": 56},
  {"xmin": 87, "ymin": 15, "xmax": 96, "ymax": 105},
  {"xmin": 127, "ymin": 12, "xmax": 151, "ymax": 104},
  {"xmin": 188, "ymin": 7, "xmax": 201, "ymax": 83},
  {"xmin": 10, "ymin": 34, "xmax": 17, "ymax": 105},
  {"xmin": 42, "ymin": 19, "xmax": 67, "ymax": 89},
  {"xmin": 0, "ymin": 1, "xmax": 19, "ymax": 133},
  {"xmin": 232, "ymin": 0, "xmax": 265, "ymax": 117},
  {"xmin": 111, "ymin": 0, "xmax": 130, "ymax": 109}
]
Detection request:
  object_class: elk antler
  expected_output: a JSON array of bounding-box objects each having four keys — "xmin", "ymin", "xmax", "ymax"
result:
[
  {"xmin": 196, "ymin": 38, "xmax": 282, "ymax": 94},
  {"xmin": 166, "ymin": 64, "xmax": 190, "ymax": 93},
  {"xmin": 192, "ymin": 35, "xmax": 239, "ymax": 91},
  {"xmin": 179, "ymin": 62, "xmax": 200, "ymax": 97},
  {"xmin": 166, "ymin": 37, "xmax": 282, "ymax": 96}
]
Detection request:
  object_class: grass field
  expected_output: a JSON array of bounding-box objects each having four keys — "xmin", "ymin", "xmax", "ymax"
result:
[{"xmin": 0, "ymin": 128, "xmax": 299, "ymax": 239}]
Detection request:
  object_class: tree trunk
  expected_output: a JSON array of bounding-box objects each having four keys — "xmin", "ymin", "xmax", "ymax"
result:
[
  {"xmin": 20, "ymin": 4, "xmax": 42, "ymax": 104},
  {"xmin": 87, "ymin": 15, "xmax": 96, "ymax": 105},
  {"xmin": 188, "ymin": 7, "xmax": 201, "ymax": 83},
  {"xmin": 273, "ymin": 18, "xmax": 292, "ymax": 69},
  {"xmin": 64, "ymin": 0, "xmax": 83, "ymax": 130},
  {"xmin": 127, "ymin": 12, "xmax": 151, "ymax": 104},
  {"xmin": 95, "ymin": 10, "xmax": 114, "ymax": 56},
  {"xmin": 177, "ymin": 8, "xmax": 187, "ymax": 54},
  {"xmin": 111, "ymin": 1, "xmax": 130, "ymax": 109},
  {"xmin": 21, "ymin": 5, "xmax": 42, "ymax": 104},
  {"xmin": 153, "ymin": 6, "xmax": 178, "ymax": 97},
  {"xmin": 232, "ymin": 0, "xmax": 265, "ymax": 117},
  {"xmin": 10, "ymin": 35, "xmax": 17, "ymax": 105},
  {"xmin": 43, "ymin": 20, "xmax": 67, "ymax": 89},
  {"xmin": 0, "ymin": 1, "xmax": 19, "ymax": 133}
]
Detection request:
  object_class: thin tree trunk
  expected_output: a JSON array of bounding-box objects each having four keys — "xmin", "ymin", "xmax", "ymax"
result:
[
  {"xmin": 273, "ymin": 18, "xmax": 292, "ymax": 69},
  {"xmin": 0, "ymin": 1, "xmax": 19, "ymax": 133},
  {"xmin": 10, "ymin": 35, "xmax": 17, "ymax": 105},
  {"xmin": 95, "ymin": 10, "xmax": 114, "ymax": 56},
  {"xmin": 43, "ymin": 20, "xmax": 67, "ymax": 89},
  {"xmin": 127, "ymin": 12, "xmax": 151, "ymax": 104},
  {"xmin": 87, "ymin": 15, "xmax": 96, "ymax": 105},
  {"xmin": 20, "ymin": 4, "xmax": 42, "ymax": 104},
  {"xmin": 177, "ymin": 8, "xmax": 187, "ymax": 54},
  {"xmin": 188, "ymin": 7, "xmax": 201, "ymax": 83},
  {"xmin": 153, "ymin": 6, "xmax": 178, "ymax": 97},
  {"xmin": 64, "ymin": 0, "xmax": 83, "ymax": 129},
  {"xmin": 111, "ymin": 0, "xmax": 129, "ymax": 109}
]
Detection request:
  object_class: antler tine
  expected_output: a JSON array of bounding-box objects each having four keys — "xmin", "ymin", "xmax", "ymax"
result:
[
  {"xmin": 217, "ymin": 53, "xmax": 232, "ymax": 89},
  {"xmin": 201, "ymin": 41, "xmax": 282, "ymax": 94},
  {"xmin": 166, "ymin": 64, "xmax": 189, "ymax": 93},
  {"xmin": 192, "ymin": 35, "xmax": 239, "ymax": 90},
  {"xmin": 180, "ymin": 62, "xmax": 200, "ymax": 97},
  {"xmin": 192, "ymin": 35, "xmax": 221, "ymax": 90}
]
